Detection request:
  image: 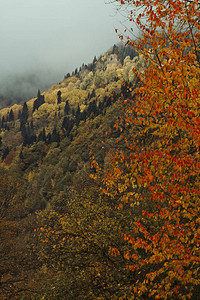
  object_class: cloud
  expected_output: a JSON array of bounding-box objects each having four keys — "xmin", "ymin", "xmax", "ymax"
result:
[
  {"xmin": 0, "ymin": 0, "xmax": 124, "ymax": 106},
  {"xmin": 0, "ymin": 69, "xmax": 61, "ymax": 107}
]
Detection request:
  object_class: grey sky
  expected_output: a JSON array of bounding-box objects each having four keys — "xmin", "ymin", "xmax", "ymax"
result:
[
  {"xmin": 0, "ymin": 0, "xmax": 124, "ymax": 103},
  {"xmin": 0, "ymin": 0, "xmax": 123, "ymax": 102}
]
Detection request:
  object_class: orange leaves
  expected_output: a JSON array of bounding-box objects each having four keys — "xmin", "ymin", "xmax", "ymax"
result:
[
  {"xmin": 86, "ymin": 0, "xmax": 200, "ymax": 297},
  {"xmin": 110, "ymin": 247, "xmax": 121, "ymax": 256}
]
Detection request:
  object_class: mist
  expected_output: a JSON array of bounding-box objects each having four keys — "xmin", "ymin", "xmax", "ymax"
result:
[
  {"xmin": 0, "ymin": 70, "xmax": 60, "ymax": 108},
  {"xmin": 0, "ymin": 0, "xmax": 124, "ymax": 107}
]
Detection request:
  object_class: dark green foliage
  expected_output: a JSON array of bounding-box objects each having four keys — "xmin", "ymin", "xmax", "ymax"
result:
[
  {"xmin": 64, "ymin": 73, "xmax": 70, "ymax": 79},
  {"xmin": 57, "ymin": 90, "xmax": 62, "ymax": 104},
  {"xmin": 20, "ymin": 102, "xmax": 29, "ymax": 128},
  {"xmin": 62, "ymin": 117, "xmax": 74, "ymax": 136},
  {"xmin": 87, "ymin": 100, "xmax": 98, "ymax": 118},
  {"xmin": 38, "ymin": 128, "xmax": 46, "ymax": 142},
  {"xmin": 75, "ymin": 104, "xmax": 81, "ymax": 118},
  {"xmin": 71, "ymin": 108, "xmax": 75, "ymax": 116},
  {"xmin": 8, "ymin": 109, "xmax": 14, "ymax": 122},
  {"xmin": 93, "ymin": 56, "xmax": 97, "ymax": 64},
  {"xmin": 64, "ymin": 100, "xmax": 70, "ymax": 115},
  {"xmin": 113, "ymin": 43, "xmax": 138, "ymax": 63},
  {"xmin": 2, "ymin": 147, "xmax": 9, "ymax": 161},
  {"xmin": 33, "ymin": 90, "xmax": 45, "ymax": 112},
  {"xmin": 21, "ymin": 122, "xmax": 36, "ymax": 146},
  {"xmin": 51, "ymin": 127, "xmax": 60, "ymax": 145},
  {"xmin": 1, "ymin": 116, "xmax": 5, "ymax": 129}
]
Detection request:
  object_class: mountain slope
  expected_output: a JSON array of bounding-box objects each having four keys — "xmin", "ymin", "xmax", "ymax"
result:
[{"xmin": 0, "ymin": 44, "xmax": 150, "ymax": 299}]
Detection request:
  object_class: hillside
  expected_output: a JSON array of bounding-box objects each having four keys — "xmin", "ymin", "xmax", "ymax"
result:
[
  {"xmin": 0, "ymin": 35, "xmax": 200, "ymax": 299},
  {"xmin": 0, "ymin": 44, "xmax": 146, "ymax": 299}
]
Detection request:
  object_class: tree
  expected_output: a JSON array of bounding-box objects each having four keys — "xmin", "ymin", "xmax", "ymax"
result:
[
  {"xmin": 33, "ymin": 187, "xmax": 138, "ymax": 299},
  {"xmin": 8, "ymin": 109, "xmax": 14, "ymax": 122},
  {"xmin": 38, "ymin": 128, "xmax": 46, "ymax": 142},
  {"xmin": 91, "ymin": 0, "xmax": 200, "ymax": 298},
  {"xmin": 57, "ymin": 90, "xmax": 62, "ymax": 104},
  {"xmin": 20, "ymin": 102, "xmax": 29, "ymax": 128},
  {"xmin": 51, "ymin": 127, "xmax": 60, "ymax": 145},
  {"xmin": 33, "ymin": 90, "xmax": 45, "ymax": 112},
  {"xmin": 64, "ymin": 100, "xmax": 70, "ymax": 115}
]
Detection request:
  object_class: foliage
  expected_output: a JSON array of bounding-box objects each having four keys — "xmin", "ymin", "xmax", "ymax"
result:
[
  {"xmin": 91, "ymin": 0, "xmax": 200, "ymax": 298},
  {"xmin": 34, "ymin": 186, "xmax": 139, "ymax": 299}
]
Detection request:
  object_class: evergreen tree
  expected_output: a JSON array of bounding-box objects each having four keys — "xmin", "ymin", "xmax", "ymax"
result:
[
  {"xmin": 64, "ymin": 73, "xmax": 70, "ymax": 79},
  {"xmin": 38, "ymin": 128, "xmax": 46, "ymax": 142},
  {"xmin": 8, "ymin": 109, "xmax": 14, "ymax": 122},
  {"xmin": 57, "ymin": 90, "xmax": 62, "ymax": 104},
  {"xmin": 62, "ymin": 116, "xmax": 69, "ymax": 131},
  {"xmin": 2, "ymin": 147, "xmax": 9, "ymax": 161},
  {"xmin": 71, "ymin": 108, "xmax": 75, "ymax": 116},
  {"xmin": 87, "ymin": 100, "xmax": 98, "ymax": 117},
  {"xmin": 62, "ymin": 117, "xmax": 74, "ymax": 136},
  {"xmin": 33, "ymin": 90, "xmax": 45, "ymax": 112},
  {"xmin": 20, "ymin": 102, "xmax": 28, "ymax": 127},
  {"xmin": 93, "ymin": 56, "xmax": 97, "ymax": 64},
  {"xmin": 64, "ymin": 100, "xmax": 70, "ymax": 115},
  {"xmin": 51, "ymin": 127, "xmax": 60, "ymax": 145},
  {"xmin": 112, "ymin": 44, "xmax": 118, "ymax": 55}
]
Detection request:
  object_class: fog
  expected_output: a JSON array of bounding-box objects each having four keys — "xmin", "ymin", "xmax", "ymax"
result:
[{"xmin": 0, "ymin": 0, "xmax": 123, "ymax": 106}]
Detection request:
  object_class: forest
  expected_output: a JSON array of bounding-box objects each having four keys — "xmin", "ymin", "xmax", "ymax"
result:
[{"xmin": 0, "ymin": 0, "xmax": 200, "ymax": 299}]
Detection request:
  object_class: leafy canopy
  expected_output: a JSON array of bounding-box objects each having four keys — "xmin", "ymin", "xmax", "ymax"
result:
[{"xmin": 92, "ymin": 0, "xmax": 200, "ymax": 298}]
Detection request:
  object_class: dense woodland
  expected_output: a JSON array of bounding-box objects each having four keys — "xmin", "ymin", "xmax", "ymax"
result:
[
  {"xmin": 0, "ymin": 45, "xmax": 145, "ymax": 299},
  {"xmin": 1, "ymin": 0, "xmax": 200, "ymax": 298}
]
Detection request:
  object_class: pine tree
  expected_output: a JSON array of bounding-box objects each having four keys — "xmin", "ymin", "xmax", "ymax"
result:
[
  {"xmin": 38, "ymin": 128, "xmax": 46, "ymax": 142},
  {"xmin": 51, "ymin": 127, "xmax": 60, "ymax": 145},
  {"xmin": 57, "ymin": 90, "xmax": 62, "ymax": 104},
  {"xmin": 8, "ymin": 109, "xmax": 14, "ymax": 122},
  {"xmin": 20, "ymin": 102, "xmax": 28, "ymax": 127},
  {"xmin": 64, "ymin": 100, "xmax": 70, "ymax": 115},
  {"xmin": 33, "ymin": 90, "xmax": 45, "ymax": 112}
]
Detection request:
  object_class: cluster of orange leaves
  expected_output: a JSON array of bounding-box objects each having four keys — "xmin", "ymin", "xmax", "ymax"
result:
[{"xmin": 91, "ymin": 0, "xmax": 200, "ymax": 298}]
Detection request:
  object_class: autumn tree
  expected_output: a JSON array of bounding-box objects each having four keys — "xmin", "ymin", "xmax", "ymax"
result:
[
  {"xmin": 33, "ymin": 185, "xmax": 143, "ymax": 299},
  {"xmin": 91, "ymin": 0, "xmax": 200, "ymax": 298}
]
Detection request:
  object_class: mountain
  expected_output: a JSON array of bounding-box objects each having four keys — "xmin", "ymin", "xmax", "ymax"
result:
[{"xmin": 0, "ymin": 44, "xmax": 150, "ymax": 299}]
